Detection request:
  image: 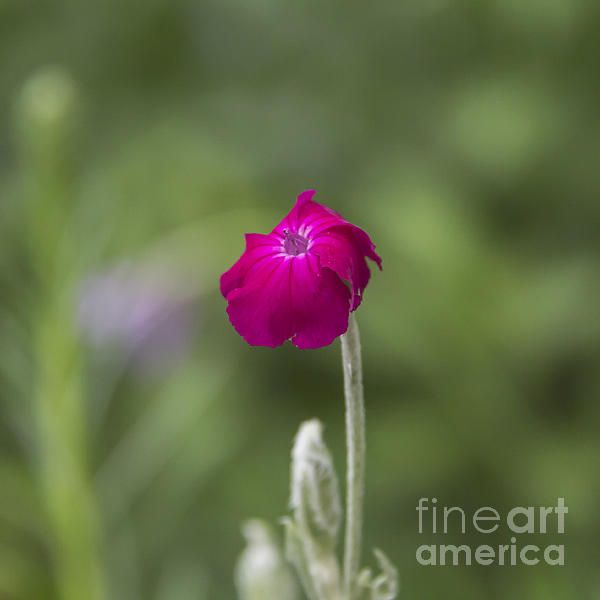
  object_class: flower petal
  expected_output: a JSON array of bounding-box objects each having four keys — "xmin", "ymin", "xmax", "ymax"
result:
[
  {"xmin": 274, "ymin": 190, "xmax": 347, "ymax": 237},
  {"xmin": 310, "ymin": 225, "xmax": 382, "ymax": 310},
  {"xmin": 345, "ymin": 224, "xmax": 383, "ymax": 270},
  {"xmin": 220, "ymin": 233, "xmax": 283, "ymax": 298},
  {"xmin": 289, "ymin": 256, "xmax": 351, "ymax": 349},
  {"xmin": 225, "ymin": 257, "xmax": 295, "ymax": 347},
  {"xmin": 225, "ymin": 254, "xmax": 351, "ymax": 349},
  {"xmin": 310, "ymin": 229, "xmax": 368, "ymax": 310}
]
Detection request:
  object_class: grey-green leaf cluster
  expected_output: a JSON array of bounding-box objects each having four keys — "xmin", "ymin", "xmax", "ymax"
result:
[
  {"xmin": 356, "ymin": 550, "xmax": 399, "ymax": 600},
  {"xmin": 235, "ymin": 420, "xmax": 399, "ymax": 600}
]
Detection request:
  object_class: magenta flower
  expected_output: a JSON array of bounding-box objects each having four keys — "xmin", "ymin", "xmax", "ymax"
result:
[{"xmin": 220, "ymin": 190, "xmax": 382, "ymax": 349}]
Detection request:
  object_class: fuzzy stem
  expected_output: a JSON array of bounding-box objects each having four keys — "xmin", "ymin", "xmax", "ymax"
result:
[{"xmin": 340, "ymin": 314, "xmax": 365, "ymax": 600}]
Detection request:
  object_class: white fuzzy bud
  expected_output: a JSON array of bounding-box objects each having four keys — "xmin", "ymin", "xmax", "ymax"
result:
[
  {"xmin": 290, "ymin": 419, "xmax": 341, "ymax": 548},
  {"xmin": 235, "ymin": 520, "xmax": 298, "ymax": 600},
  {"xmin": 286, "ymin": 420, "xmax": 343, "ymax": 600}
]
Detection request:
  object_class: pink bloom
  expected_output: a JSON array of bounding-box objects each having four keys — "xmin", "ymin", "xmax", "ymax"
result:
[{"xmin": 220, "ymin": 190, "xmax": 382, "ymax": 349}]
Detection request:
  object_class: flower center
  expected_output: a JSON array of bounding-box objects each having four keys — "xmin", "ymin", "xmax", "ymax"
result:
[{"xmin": 283, "ymin": 231, "xmax": 309, "ymax": 256}]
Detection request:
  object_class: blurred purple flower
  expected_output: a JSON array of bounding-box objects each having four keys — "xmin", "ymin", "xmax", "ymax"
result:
[{"xmin": 77, "ymin": 261, "xmax": 198, "ymax": 372}]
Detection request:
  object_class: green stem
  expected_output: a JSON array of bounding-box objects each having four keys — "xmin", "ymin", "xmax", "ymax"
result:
[
  {"xmin": 18, "ymin": 68, "xmax": 106, "ymax": 600},
  {"xmin": 35, "ymin": 301, "xmax": 106, "ymax": 600},
  {"xmin": 340, "ymin": 314, "xmax": 365, "ymax": 600}
]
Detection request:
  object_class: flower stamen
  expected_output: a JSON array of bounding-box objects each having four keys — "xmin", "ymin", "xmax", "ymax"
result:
[{"xmin": 283, "ymin": 231, "xmax": 309, "ymax": 256}]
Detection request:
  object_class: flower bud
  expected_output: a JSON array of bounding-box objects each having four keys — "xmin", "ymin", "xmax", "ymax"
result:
[
  {"xmin": 235, "ymin": 520, "xmax": 298, "ymax": 600},
  {"xmin": 286, "ymin": 420, "xmax": 343, "ymax": 600},
  {"xmin": 16, "ymin": 66, "xmax": 80, "ymax": 173},
  {"xmin": 290, "ymin": 419, "xmax": 341, "ymax": 549},
  {"xmin": 15, "ymin": 67, "xmax": 82, "ymax": 278}
]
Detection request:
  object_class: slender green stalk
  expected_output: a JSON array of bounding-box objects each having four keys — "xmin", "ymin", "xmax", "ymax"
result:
[
  {"xmin": 340, "ymin": 314, "xmax": 365, "ymax": 600},
  {"xmin": 18, "ymin": 68, "xmax": 106, "ymax": 600},
  {"xmin": 34, "ymin": 299, "xmax": 106, "ymax": 600}
]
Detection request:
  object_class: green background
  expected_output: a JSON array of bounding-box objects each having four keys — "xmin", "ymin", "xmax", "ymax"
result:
[{"xmin": 1, "ymin": 0, "xmax": 599, "ymax": 598}]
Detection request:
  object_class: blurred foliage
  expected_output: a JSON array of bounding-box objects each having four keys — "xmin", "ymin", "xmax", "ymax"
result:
[{"xmin": 1, "ymin": 0, "xmax": 600, "ymax": 599}]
